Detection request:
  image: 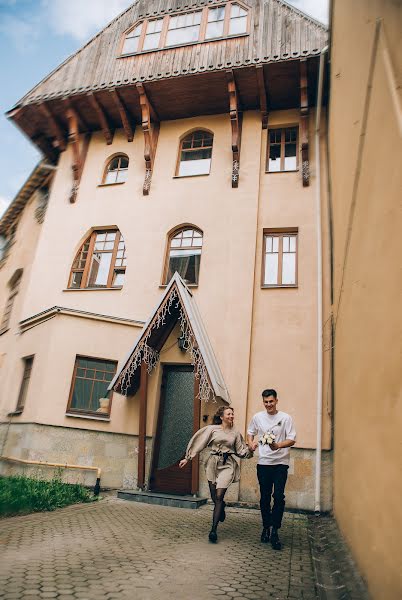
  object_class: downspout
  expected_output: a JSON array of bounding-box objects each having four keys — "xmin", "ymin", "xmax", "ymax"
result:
[{"xmin": 314, "ymin": 45, "xmax": 328, "ymax": 514}]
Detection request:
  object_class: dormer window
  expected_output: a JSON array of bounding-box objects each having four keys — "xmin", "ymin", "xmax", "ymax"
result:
[
  {"xmin": 229, "ymin": 4, "xmax": 248, "ymax": 35},
  {"xmin": 143, "ymin": 18, "xmax": 164, "ymax": 51},
  {"xmin": 167, "ymin": 11, "xmax": 202, "ymax": 46},
  {"xmin": 121, "ymin": 3, "xmax": 249, "ymax": 56},
  {"xmin": 122, "ymin": 23, "xmax": 142, "ymax": 54}
]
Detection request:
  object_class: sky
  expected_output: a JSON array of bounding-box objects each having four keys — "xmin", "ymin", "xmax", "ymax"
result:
[{"xmin": 0, "ymin": 0, "xmax": 329, "ymax": 217}]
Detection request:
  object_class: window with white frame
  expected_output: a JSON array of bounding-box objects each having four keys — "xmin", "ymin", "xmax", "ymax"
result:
[
  {"xmin": 229, "ymin": 3, "xmax": 248, "ymax": 35},
  {"xmin": 263, "ymin": 231, "xmax": 298, "ymax": 287},
  {"xmin": 165, "ymin": 228, "xmax": 203, "ymax": 285},
  {"xmin": 166, "ymin": 11, "xmax": 202, "ymax": 46},
  {"xmin": 177, "ymin": 130, "xmax": 213, "ymax": 177},
  {"xmin": 103, "ymin": 155, "xmax": 129, "ymax": 184},
  {"xmin": 206, "ymin": 6, "xmax": 226, "ymax": 39}
]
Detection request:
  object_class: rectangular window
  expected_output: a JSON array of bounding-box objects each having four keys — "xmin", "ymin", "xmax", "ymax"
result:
[
  {"xmin": 166, "ymin": 11, "xmax": 202, "ymax": 46},
  {"xmin": 143, "ymin": 18, "xmax": 163, "ymax": 50},
  {"xmin": 263, "ymin": 230, "xmax": 298, "ymax": 287},
  {"xmin": 206, "ymin": 6, "xmax": 225, "ymax": 39},
  {"xmin": 267, "ymin": 127, "xmax": 298, "ymax": 172},
  {"xmin": 15, "ymin": 356, "xmax": 34, "ymax": 413},
  {"xmin": 67, "ymin": 357, "xmax": 117, "ymax": 417}
]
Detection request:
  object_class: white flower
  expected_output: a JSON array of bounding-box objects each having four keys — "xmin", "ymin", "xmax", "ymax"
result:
[{"xmin": 259, "ymin": 431, "xmax": 276, "ymax": 445}]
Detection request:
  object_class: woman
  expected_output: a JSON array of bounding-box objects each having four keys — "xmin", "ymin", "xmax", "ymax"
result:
[{"xmin": 179, "ymin": 406, "xmax": 253, "ymax": 543}]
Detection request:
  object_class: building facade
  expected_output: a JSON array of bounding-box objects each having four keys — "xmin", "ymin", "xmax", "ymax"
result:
[
  {"xmin": 329, "ymin": 0, "xmax": 402, "ymax": 597},
  {"xmin": 0, "ymin": 0, "xmax": 332, "ymax": 510}
]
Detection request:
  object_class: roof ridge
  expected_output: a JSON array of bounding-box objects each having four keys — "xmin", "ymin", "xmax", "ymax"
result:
[{"xmin": 274, "ymin": 0, "xmax": 328, "ymax": 29}]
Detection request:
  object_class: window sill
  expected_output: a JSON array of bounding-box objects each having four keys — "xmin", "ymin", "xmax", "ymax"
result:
[
  {"xmin": 119, "ymin": 33, "xmax": 249, "ymax": 59},
  {"xmin": 265, "ymin": 169, "xmax": 299, "ymax": 174},
  {"xmin": 63, "ymin": 287, "xmax": 123, "ymax": 292},
  {"xmin": 173, "ymin": 173, "xmax": 210, "ymax": 179},
  {"xmin": 8, "ymin": 410, "xmax": 23, "ymax": 417},
  {"xmin": 66, "ymin": 412, "xmax": 111, "ymax": 422},
  {"xmin": 97, "ymin": 182, "xmax": 126, "ymax": 188},
  {"xmin": 261, "ymin": 285, "xmax": 298, "ymax": 289}
]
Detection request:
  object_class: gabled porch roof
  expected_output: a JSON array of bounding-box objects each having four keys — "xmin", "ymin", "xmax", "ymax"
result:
[{"xmin": 109, "ymin": 272, "xmax": 230, "ymax": 403}]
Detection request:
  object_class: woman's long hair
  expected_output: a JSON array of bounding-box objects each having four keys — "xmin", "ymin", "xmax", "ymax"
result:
[{"xmin": 212, "ymin": 406, "xmax": 233, "ymax": 425}]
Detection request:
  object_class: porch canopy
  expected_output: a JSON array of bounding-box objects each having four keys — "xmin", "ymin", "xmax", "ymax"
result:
[{"xmin": 109, "ymin": 272, "xmax": 230, "ymax": 403}]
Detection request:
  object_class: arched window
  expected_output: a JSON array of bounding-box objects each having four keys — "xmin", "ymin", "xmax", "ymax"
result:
[
  {"xmin": 69, "ymin": 229, "xmax": 127, "ymax": 289},
  {"xmin": 165, "ymin": 227, "xmax": 203, "ymax": 285},
  {"xmin": 177, "ymin": 131, "xmax": 213, "ymax": 177},
  {"xmin": 0, "ymin": 269, "xmax": 22, "ymax": 335},
  {"xmin": 103, "ymin": 155, "xmax": 129, "ymax": 185}
]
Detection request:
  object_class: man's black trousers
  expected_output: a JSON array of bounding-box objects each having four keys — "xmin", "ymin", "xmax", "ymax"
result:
[{"xmin": 257, "ymin": 464, "xmax": 289, "ymax": 529}]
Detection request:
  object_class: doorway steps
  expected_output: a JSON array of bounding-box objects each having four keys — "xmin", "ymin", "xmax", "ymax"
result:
[{"xmin": 117, "ymin": 489, "xmax": 208, "ymax": 509}]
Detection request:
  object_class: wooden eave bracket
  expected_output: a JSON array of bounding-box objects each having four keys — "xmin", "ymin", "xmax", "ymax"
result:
[
  {"xmin": 136, "ymin": 83, "xmax": 160, "ymax": 196},
  {"xmin": 39, "ymin": 103, "xmax": 67, "ymax": 152},
  {"xmin": 110, "ymin": 88, "xmax": 134, "ymax": 143},
  {"xmin": 300, "ymin": 59, "xmax": 310, "ymax": 187},
  {"xmin": 66, "ymin": 108, "xmax": 90, "ymax": 203},
  {"xmin": 256, "ymin": 66, "xmax": 269, "ymax": 129},
  {"xmin": 87, "ymin": 92, "xmax": 114, "ymax": 145},
  {"xmin": 227, "ymin": 70, "xmax": 242, "ymax": 188}
]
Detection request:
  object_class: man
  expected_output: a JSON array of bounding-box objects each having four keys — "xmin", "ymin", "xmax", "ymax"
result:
[{"xmin": 247, "ymin": 389, "xmax": 296, "ymax": 550}]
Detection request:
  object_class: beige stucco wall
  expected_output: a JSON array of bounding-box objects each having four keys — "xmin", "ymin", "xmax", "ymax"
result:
[
  {"xmin": 0, "ymin": 191, "xmax": 43, "ymax": 416},
  {"xmin": 1, "ymin": 105, "xmax": 331, "ymax": 509},
  {"xmin": 330, "ymin": 1, "xmax": 402, "ymax": 598}
]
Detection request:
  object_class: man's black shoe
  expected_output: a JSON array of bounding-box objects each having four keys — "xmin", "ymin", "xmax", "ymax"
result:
[
  {"xmin": 260, "ymin": 528, "xmax": 270, "ymax": 543},
  {"xmin": 271, "ymin": 528, "xmax": 281, "ymax": 550}
]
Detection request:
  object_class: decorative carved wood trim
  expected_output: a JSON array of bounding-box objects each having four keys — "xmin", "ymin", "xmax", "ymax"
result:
[
  {"xmin": 300, "ymin": 59, "xmax": 310, "ymax": 187},
  {"xmin": 63, "ymin": 98, "xmax": 89, "ymax": 133},
  {"xmin": 136, "ymin": 83, "xmax": 160, "ymax": 196},
  {"xmin": 227, "ymin": 70, "xmax": 242, "ymax": 188},
  {"xmin": 87, "ymin": 92, "xmax": 114, "ymax": 145},
  {"xmin": 256, "ymin": 65, "xmax": 269, "ymax": 129},
  {"xmin": 66, "ymin": 108, "xmax": 91, "ymax": 203},
  {"xmin": 138, "ymin": 361, "xmax": 148, "ymax": 490},
  {"xmin": 39, "ymin": 103, "xmax": 66, "ymax": 151},
  {"xmin": 110, "ymin": 88, "xmax": 134, "ymax": 142},
  {"xmin": 31, "ymin": 133, "xmax": 58, "ymax": 163}
]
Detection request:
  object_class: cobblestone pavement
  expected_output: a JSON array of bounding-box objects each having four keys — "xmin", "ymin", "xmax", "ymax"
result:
[{"xmin": 0, "ymin": 497, "xmax": 368, "ymax": 600}]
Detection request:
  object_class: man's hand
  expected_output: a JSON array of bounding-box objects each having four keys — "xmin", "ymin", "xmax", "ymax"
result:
[
  {"xmin": 179, "ymin": 459, "xmax": 188, "ymax": 468},
  {"xmin": 269, "ymin": 441, "xmax": 280, "ymax": 450},
  {"xmin": 249, "ymin": 441, "xmax": 258, "ymax": 452}
]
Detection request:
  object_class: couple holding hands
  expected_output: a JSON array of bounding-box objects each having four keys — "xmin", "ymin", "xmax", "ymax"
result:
[{"xmin": 179, "ymin": 388, "xmax": 296, "ymax": 548}]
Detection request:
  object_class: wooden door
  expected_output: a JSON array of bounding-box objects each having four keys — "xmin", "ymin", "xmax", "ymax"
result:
[{"xmin": 150, "ymin": 365, "xmax": 197, "ymax": 495}]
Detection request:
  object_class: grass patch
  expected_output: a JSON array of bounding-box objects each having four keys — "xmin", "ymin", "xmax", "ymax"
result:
[{"xmin": 0, "ymin": 474, "xmax": 95, "ymax": 517}]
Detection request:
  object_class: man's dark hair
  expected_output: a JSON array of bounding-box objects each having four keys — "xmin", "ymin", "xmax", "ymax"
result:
[{"xmin": 262, "ymin": 388, "xmax": 277, "ymax": 399}]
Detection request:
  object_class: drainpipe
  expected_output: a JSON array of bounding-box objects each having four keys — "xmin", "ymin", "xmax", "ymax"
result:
[
  {"xmin": 0, "ymin": 456, "xmax": 102, "ymax": 496},
  {"xmin": 314, "ymin": 45, "xmax": 328, "ymax": 514}
]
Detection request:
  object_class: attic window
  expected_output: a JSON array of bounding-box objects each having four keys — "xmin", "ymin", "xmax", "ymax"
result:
[{"xmin": 121, "ymin": 3, "xmax": 249, "ymax": 56}]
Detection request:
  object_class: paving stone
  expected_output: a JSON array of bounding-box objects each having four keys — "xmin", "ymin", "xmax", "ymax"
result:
[{"xmin": 0, "ymin": 497, "xmax": 369, "ymax": 600}]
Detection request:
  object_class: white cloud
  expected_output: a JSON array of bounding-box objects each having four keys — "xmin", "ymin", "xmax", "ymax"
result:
[
  {"xmin": 0, "ymin": 13, "xmax": 41, "ymax": 54},
  {"xmin": 0, "ymin": 196, "xmax": 11, "ymax": 218},
  {"xmin": 41, "ymin": 0, "xmax": 133, "ymax": 41},
  {"xmin": 287, "ymin": 0, "xmax": 329, "ymax": 24}
]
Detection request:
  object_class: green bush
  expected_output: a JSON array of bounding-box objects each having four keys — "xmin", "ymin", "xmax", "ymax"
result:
[{"xmin": 0, "ymin": 474, "xmax": 95, "ymax": 517}]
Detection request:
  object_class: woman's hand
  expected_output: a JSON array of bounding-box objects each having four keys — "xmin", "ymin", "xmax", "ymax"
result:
[{"xmin": 179, "ymin": 459, "xmax": 188, "ymax": 468}]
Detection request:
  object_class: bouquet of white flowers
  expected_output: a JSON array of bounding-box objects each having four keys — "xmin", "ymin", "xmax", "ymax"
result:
[{"xmin": 259, "ymin": 431, "xmax": 276, "ymax": 445}]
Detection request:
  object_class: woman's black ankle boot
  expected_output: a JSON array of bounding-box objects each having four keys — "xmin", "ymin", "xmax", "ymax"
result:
[{"xmin": 208, "ymin": 528, "xmax": 218, "ymax": 543}]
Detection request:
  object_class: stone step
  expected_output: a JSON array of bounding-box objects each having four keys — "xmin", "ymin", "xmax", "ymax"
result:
[{"xmin": 117, "ymin": 490, "xmax": 208, "ymax": 509}]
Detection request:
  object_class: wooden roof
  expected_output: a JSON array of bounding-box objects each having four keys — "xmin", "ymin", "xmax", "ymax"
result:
[
  {"xmin": 12, "ymin": 0, "xmax": 326, "ymax": 107},
  {"xmin": 6, "ymin": 0, "xmax": 327, "ymax": 163}
]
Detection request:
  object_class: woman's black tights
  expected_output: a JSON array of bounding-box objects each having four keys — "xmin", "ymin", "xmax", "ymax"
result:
[{"xmin": 208, "ymin": 481, "xmax": 227, "ymax": 530}]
